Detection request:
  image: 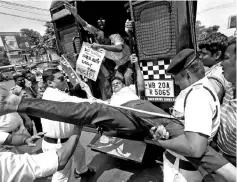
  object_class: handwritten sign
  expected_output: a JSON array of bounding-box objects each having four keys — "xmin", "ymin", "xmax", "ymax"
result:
[{"xmin": 76, "ymin": 42, "xmax": 105, "ymax": 81}]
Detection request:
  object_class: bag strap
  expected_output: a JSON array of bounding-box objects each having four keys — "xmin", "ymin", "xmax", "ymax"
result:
[{"xmin": 184, "ymin": 84, "xmax": 218, "ymax": 121}]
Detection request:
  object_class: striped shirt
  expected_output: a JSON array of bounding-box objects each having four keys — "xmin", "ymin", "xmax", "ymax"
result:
[{"xmin": 217, "ymin": 86, "xmax": 236, "ymax": 157}]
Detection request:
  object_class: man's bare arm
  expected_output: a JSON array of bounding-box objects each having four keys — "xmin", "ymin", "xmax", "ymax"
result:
[
  {"xmin": 157, "ymin": 131, "xmax": 208, "ymax": 158},
  {"xmin": 56, "ymin": 134, "xmax": 79, "ymax": 171}
]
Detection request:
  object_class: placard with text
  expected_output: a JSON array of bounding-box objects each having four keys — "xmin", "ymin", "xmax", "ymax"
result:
[{"xmin": 76, "ymin": 42, "xmax": 105, "ymax": 81}]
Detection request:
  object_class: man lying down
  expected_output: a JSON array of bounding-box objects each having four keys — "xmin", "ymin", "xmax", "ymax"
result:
[{"xmin": 0, "ymin": 86, "xmax": 233, "ymax": 182}]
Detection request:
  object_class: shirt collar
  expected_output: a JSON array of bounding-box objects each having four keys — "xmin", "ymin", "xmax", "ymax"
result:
[{"xmin": 182, "ymin": 77, "xmax": 207, "ymax": 94}]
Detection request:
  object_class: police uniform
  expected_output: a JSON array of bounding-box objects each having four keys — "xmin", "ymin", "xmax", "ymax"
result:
[{"xmin": 163, "ymin": 49, "xmax": 220, "ymax": 182}]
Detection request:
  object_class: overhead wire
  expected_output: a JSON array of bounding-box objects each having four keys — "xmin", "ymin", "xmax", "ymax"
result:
[
  {"xmin": 0, "ymin": 0, "xmax": 48, "ymax": 12},
  {"xmin": 0, "ymin": 12, "xmax": 49, "ymax": 22},
  {"xmin": 197, "ymin": 2, "xmax": 236, "ymax": 14},
  {"xmin": 0, "ymin": 4, "xmax": 50, "ymax": 16}
]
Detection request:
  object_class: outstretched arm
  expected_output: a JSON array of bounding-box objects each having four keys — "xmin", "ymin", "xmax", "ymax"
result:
[
  {"xmin": 64, "ymin": 2, "xmax": 98, "ymax": 34},
  {"xmin": 1, "ymin": 131, "xmax": 45, "ymax": 147}
]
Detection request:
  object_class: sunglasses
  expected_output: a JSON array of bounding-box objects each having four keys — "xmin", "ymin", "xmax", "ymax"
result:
[{"xmin": 56, "ymin": 75, "xmax": 65, "ymax": 82}]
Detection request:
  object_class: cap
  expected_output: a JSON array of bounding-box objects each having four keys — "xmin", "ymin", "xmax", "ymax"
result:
[
  {"xmin": 166, "ymin": 49, "xmax": 196, "ymax": 75},
  {"xmin": 13, "ymin": 72, "xmax": 24, "ymax": 80}
]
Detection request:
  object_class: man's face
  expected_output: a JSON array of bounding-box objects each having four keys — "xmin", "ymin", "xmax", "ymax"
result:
[
  {"xmin": 97, "ymin": 18, "xmax": 106, "ymax": 30},
  {"xmin": 50, "ymin": 72, "xmax": 68, "ymax": 91},
  {"xmin": 221, "ymin": 44, "xmax": 236, "ymax": 85},
  {"xmin": 199, "ymin": 48, "xmax": 216, "ymax": 67},
  {"xmin": 15, "ymin": 77, "xmax": 25, "ymax": 87},
  {"xmin": 172, "ymin": 72, "xmax": 190, "ymax": 90},
  {"xmin": 25, "ymin": 73, "xmax": 36, "ymax": 82},
  {"xmin": 112, "ymin": 79, "xmax": 125, "ymax": 93}
]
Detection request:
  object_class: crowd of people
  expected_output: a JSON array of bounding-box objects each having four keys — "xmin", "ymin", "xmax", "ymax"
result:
[{"xmin": 0, "ymin": 1, "xmax": 236, "ymax": 182}]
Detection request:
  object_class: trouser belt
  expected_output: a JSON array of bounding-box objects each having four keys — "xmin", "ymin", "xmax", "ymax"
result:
[
  {"xmin": 44, "ymin": 136, "xmax": 69, "ymax": 144},
  {"xmin": 165, "ymin": 151, "xmax": 197, "ymax": 171}
]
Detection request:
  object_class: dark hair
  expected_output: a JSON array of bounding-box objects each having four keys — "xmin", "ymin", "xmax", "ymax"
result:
[
  {"xmin": 42, "ymin": 68, "xmax": 61, "ymax": 83},
  {"xmin": 198, "ymin": 32, "xmax": 228, "ymax": 60},
  {"xmin": 111, "ymin": 76, "xmax": 125, "ymax": 84},
  {"xmin": 180, "ymin": 59, "xmax": 205, "ymax": 78}
]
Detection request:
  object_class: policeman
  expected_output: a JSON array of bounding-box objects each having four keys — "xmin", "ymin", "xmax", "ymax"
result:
[
  {"xmin": 11, "ymin": 72, "xmax": 35, "ymax": 98},
  {"xmin": 151, "ymin": 49, "xmax": 220, "ymax": 182}
]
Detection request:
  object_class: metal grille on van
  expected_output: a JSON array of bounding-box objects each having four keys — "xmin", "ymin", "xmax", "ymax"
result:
[
  {"xmin": 133, "ymin": 1, "xmax": 176, "ymax": 61},
  {"xmin": 59, "ymin": 26, "xmax": 81, "ymax": 67}
]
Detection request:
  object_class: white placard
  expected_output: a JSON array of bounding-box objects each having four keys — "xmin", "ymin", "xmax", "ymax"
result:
[{"xmin": 76, "ymin": 42, "xmax": 105, "ymax": 81}]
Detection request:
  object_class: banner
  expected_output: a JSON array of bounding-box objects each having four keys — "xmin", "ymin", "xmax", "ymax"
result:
[
  {"xmin": 4, "ymin": 36, "xmax": 19, "ymax": 51},
  {"xmin": 0, "ymin": 36, "xmax": 4, "ymax": 48},
  {"xmin": 76, "ymin": 42, "xmax": 105, "ymax": 81}
]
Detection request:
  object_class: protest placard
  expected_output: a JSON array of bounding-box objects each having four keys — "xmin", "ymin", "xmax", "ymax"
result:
[{"xmin": 76, "ymin": 42, "xmax": 105, "ymax": 81}]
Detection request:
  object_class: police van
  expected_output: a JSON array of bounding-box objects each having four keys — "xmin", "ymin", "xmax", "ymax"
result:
[{"xmin": 49, "ymin": 0, "xmax": 197, "ymax": 111}]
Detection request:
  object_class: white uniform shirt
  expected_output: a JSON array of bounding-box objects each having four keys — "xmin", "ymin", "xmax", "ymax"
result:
[
  {"xmin": 41, "ymin": 87, "xmax": 89, "ymax": 139},
  {"xmin": 0, "ymin": 131, "xmax": 9, "ymax": 145},
  {"xmin": 0, "ymin": 151, "xmax": 58, "ymax": 182},
  {"xmin": 0, "ymin": 131, "xmax": 58, "ymax": 182},
  {"xmin": 170, "ymin": 77, "xmax": 220, "ymax": 160},
  {"xmin": 109, "ymin": 85, "xmax": 139, "ymax": 106},
  {"xmin": 0, "ymin": 113, "xmax": 23, "ymax": 133}
]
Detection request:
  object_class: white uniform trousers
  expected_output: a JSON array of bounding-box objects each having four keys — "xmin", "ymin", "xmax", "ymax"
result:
[{"xmin": 42, "ymin": 138, "xmax": 87, "ymax": 182}]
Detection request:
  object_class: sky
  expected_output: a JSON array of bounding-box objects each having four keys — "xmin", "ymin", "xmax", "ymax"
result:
[{"xmin": 0, "ymin": 0, "xmax": 236, "ymax": 36}]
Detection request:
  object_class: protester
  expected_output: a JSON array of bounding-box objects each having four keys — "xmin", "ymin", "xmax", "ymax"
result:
[
  {"xmin": 24, "ymin": 70, "xmax": 43, "ymax": 133},
  {"xmin": 25, "ymin": 70, "xmax": 43, "ymax": 98},
  {"xmin": 214, "ymin": 38, "xmax": 236, "ymax": 181},
  {"xmin": 0, "ymin": 50, "xmax": 233, "ymax": 181},
  {"xmin": 198, "ymin": 32, "xmax": 230, "ymax": 101},
  {"xmin": 64, "ymin": 2, "xmax": 132, "ymax": 100},
  {"xmin": 11, "ymin": 71, "xmax": 35, "ymax": 98},
  {"xmin": 41, "ymin": 68, "xmax": 95, "ymax": 181},
  {"xmin": 0, "ymin": 131, "xmax": 80, "ymax": 182},
  {"xmin": 107, "ymin": 54, "xmax": 145, "ymax": 105}
]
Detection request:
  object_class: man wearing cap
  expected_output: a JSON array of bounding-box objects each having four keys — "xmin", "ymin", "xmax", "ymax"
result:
[{"xmin": 150, "ymin": 48, "xmax": 221, "ymax": 181}]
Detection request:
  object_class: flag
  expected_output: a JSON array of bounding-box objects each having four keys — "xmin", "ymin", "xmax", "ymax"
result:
[
  {"xmin": 60, "ymin": 56, "xmax": 79, "ymax": 86},
  {"xmin": 60, "ymin": 55, "xmax": 93, "ymax": 98}
]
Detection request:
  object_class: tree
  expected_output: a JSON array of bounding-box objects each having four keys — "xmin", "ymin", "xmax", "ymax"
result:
[
  {"xmin": 195, "ymin": 20, "xmax": 220, "ymax": 43},
  {"xmin": 20, "ymin": 28, "xmax": 43, "ymax": 56},
  {"xmin": 41, "ymin": 22, "xmax": 57, "ymax": 52}
]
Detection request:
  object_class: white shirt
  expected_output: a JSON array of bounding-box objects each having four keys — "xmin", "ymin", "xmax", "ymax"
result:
[
  {"xmin": 0, "ymin": 151, "xmax": 58, "ymax": 182},
  {"xmin": 206, "ymin": 62, "xmax": 231, "ymax": 98},
  {"xmin": 41, "ymin": 87, "xmax": 89, "ymax": 138},
  {"xmin": 170, "ymin": 77, "xmax": 220, "ymax": 160},
  {"xmin": 0, "ymin": 113, "xmax": 23, "ymax": 133},
  {"xmin": 109, "ymin": 85, "xmax": 139, "ymax": 106},
  {"xmin": 0, "ymin": 131, "xmax": 9, "ymax": 145}
]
